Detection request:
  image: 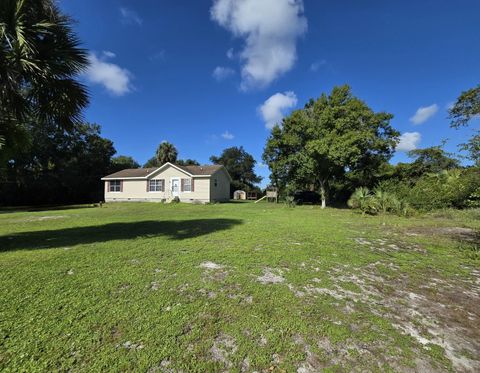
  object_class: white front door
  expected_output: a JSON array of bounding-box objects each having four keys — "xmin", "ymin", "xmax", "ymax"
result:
[{"xmin": 171, "ymin": 178, "xmax": 180, "ymax": 197}]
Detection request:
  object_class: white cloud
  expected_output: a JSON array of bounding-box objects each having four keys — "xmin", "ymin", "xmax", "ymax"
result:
[
  {"xmin": 221, "ymin": 131, "xmax": 234, "ymax": 140},
  {"xmin": 120, "ymin": 7, "xmax": 143, "ymax": 26},
  {"xmin": 259, "ymin": 91, "xmax": 297, "ymax": 129},
  {"xmin": 85, "ymin": 53, "xmax": 133, "ymax": 96},
  {"xmin": 102, "ymin": 50, "xmax": 116, "ymax": 59},
  {"xmin": 226, "ymin": 48, "xmax": 235, "ymax": 59},
  {"xmin": 397, "ymin": 132, "xmax": 421, "ymax": 152},
  {"xmin": 150, "ymin": 50, "xmax": 166, "ymax": 62},
  {"xmin": 212, "ymin": 66, "xmax": 236, "ymax": 81},
  {"xmin": 210, "ymin": 0, "xmax": 307, "ymax": 90},
  {"xmin": 410, "ymin": 104, "xmax": 438, "ymax": 125},
  {"xmin": 310, "ymin": 59, "xmax": 326, "ymax": 72}
]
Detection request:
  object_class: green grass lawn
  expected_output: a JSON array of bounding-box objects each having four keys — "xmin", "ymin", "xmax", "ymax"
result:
[{"xmin": 0, "ymin": 202, "xmax": 479, "ymax": 372}]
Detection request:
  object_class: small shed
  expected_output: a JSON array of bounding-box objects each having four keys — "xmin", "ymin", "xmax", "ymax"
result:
[{"xmin": 233, "ymin": 190, "xmax": 246, "ymax": 200}]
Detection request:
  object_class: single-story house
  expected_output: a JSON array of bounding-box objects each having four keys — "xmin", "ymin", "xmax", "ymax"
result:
[{"xmin": 101, "ymin": 162, "xmax": 232, "ymax": 203}]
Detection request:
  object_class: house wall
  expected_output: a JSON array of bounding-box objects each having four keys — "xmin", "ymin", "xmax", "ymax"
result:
[
  {"xmin": 150, "ymin": 166, "xmax": 211, "ymax": 203},
  {"xmin": 104, "ymin": 165, "xmax": 211, "ymax": 203},
  {"xmin": 210, "ymin": 169, "xmax": 231, "ymax": 201}
]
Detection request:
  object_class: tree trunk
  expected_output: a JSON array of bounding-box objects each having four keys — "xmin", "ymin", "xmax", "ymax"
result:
[{"xmin": 319, "ymin": 180, "xmax": 327, "ymax": 209}]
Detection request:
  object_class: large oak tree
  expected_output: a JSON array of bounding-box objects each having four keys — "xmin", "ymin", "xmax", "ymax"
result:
[{"xmin": 263, "ymin": 85, "xmax": 399, "ymax": 208}]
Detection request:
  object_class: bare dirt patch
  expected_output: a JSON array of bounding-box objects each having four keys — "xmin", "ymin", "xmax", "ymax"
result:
[
  {"xmin": 292, "ymin": 328, "xmax": 437, "ymax": 372},
  {"xmin": 240, "ymin": 357, "xmax": 250, "ymax": 372},
  {"xmin": 406, "ymin": 226, "xmax": 479, "ymax": 243},
  {"xmin": 288, "ymin": 261, "xmax": 480, "ymax": 371},
  {"xmin": 199, "ymin": 261, "xmax": 224, "ymax": 270},
  {"xmin": 147, "ymin": 359, "xmax": 177, "ymax": 373},
  {"xmin": 294, "ymin": 334, "xmax": 325, "ymax": 372},
  {"xmin": 353, "ymin": 237, "xmax": 427, "ymax": 254},
  {"xmin": 120, "ymin": 340, "xmax": 144, "ymax": 351},
  {"xmin": 199, "ymin": 261, "xmax": 229, "ymax": 282},
  {"xmin": 210, "ymin": 334, "xmax": 237, "ymax": 369},
  {"xmin": 257, "ymin": 268, "xmax": 285, "ymax": 284}
]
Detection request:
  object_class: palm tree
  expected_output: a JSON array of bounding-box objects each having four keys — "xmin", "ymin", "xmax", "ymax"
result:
[
  {"xmin": 155, "ymin": 142, "xmax": 178, "ymax": 165},
  {"xmin": 373, "ymin": 187, "xmax": 394, "ymax": 214},
  {"xmin": 348, "ymin": 187, "xmax": 375, "ymax": 215},
  {"xmin": 0, "ymin": 0, "xmax": 89, "ymax": 153}
]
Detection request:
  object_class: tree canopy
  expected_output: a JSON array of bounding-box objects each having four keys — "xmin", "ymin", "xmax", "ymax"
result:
[
  {"xmin": 210, "ymin": 146, "xmax": 262, "ymax": 192},
  {"xmin": 263, "ymin": 85, "xmax": 399, "ymax": 207},
  {"xmin": 143, "ymin": 157, "xmax": 160, "ymax": 168},
  {"xmin": 407, "ymin": 146, "xmax": 459, "ymax": 176},
  {"xmin": 448, "ymin": 85, "xmax": 480, "ymax": 166},
  {"xmin": 110, "ymin": 156, "xmax": 140, "ymax": 172},
  {"xmin": 177, "ymin": 159, "xmax": 200, "ymax": 166},
  {"xmin": 0, "ymin": 122, "xmax": 115, "ymax": 205},
  {"xmin": 448, "ymin": 85, "xmax": 480, "ymax": 128},
  {"xmin": 459, "ymin": 132, "xmax": 480, "ymax": 167}
]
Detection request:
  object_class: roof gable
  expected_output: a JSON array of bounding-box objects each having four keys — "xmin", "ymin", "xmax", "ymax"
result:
[{"xmin": 146, "ymin": 162, "xmax": 193, "ymax": 179}]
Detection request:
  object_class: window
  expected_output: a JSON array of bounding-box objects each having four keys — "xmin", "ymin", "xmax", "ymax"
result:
[
  {"xmin": 214, "ymin": 178, "xmax": 218, "ymax": 187},
  {"xmin": 109, "ymin": 180, "xmax": 121, "ymax": 192},
  {"xmin": 183, "ymin": 178, "xmax": 192, "ymax": 192},
  {"xmin": 149, "ymin": 179, "xmax": 163, "ymax": 192}
]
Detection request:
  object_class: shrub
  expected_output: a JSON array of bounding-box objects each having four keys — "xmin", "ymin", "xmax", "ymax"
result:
[
  {"xmin": 348, "ymin": 187, "xmax": 377, "ymax": 215},
  {"xmin": 374, "ymin": 168, "xmax": 480, "ymax": 212},
  {"xmin": 373, "ymin": 187, "xmax": 396, "ymax": 214},
  {"xmin": 348, "ymin": 185, "xmax": 414, "ymax": 217},
  {"xmin": 407, "ymin": 168, "xmax": 480, "ymax": 210},
  {"xmin": 285, "ymin": 196, "xmax": 296, "ymax": 208},
  {"xmin": 389, "ymin": 196, "xmax": 414, "ymax": 217},
  {"xmin": 375, "ymin": 179, "xmax": 411, "ymax": 201},
  {"xmin": 465, "ymin": 187, "xmax": 480, "ymax": 208}
]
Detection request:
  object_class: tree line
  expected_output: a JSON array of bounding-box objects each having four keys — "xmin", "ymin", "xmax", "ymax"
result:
[{"xmin": 263, "ymin": 85, "xmax": 479, "ymax": 211}]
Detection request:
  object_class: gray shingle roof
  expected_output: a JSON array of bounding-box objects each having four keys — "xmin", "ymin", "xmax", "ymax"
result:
[
  {"xmin": 102, "ymin": 168, "xmax": 157, "ymax": 179},
  {"xmin": 174, "ymin": 164, "xmax": 223, "ymax": 176},
  {"xmin": 102, "ymin": 163, "xmax": 225, "ymax": 179}
]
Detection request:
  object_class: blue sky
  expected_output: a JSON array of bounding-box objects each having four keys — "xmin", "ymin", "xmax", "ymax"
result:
[{"xmin": 61, "ymin": 0, "xmax": 479, "ymax": 185}]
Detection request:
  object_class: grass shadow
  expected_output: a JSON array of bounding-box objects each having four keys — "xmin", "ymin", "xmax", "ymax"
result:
[
  {"xmin": 0, "ymin": 204, "xmax": 97, "ymax": 215},
  {"xmin": 0, "ymin": 219, "xmax": 243, "ymax": 252}
]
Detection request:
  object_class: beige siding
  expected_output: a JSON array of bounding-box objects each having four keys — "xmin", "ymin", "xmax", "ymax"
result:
[
  {"xmin": 209, "ymin": 169, "xmax": 231, "ymax": 201},
  {"xmin": 150, "ymin": 166, "xmax": 210, "ymax": 202},
  {"xmin": 104, "ymin": 164, "xmax": 212, "ymax": 203}
]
